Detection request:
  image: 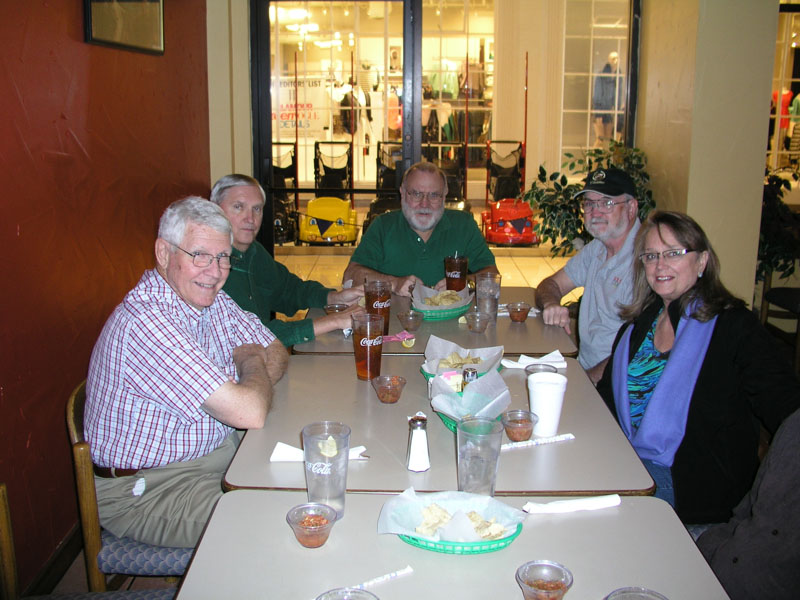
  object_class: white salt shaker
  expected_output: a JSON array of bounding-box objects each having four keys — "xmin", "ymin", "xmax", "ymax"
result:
[{"xmin": 406, "ymin": 413, "xmax": 430, "ymax": 472}]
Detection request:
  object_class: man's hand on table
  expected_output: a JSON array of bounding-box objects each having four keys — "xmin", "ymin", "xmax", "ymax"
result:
[
  {"xmin": 328, "ymin": 286, "xmax": 364, "ymax": 306},
  {"xmin": 313, "ymin": 303, "xmax": 365, "ymax": 336},
  {"xmin": 542, "ymin": 303, "xmax": 572, "ymax": 334},
  {"xmin": 393, "ymin": 275, "xmax": 423, "ymax": 297}
]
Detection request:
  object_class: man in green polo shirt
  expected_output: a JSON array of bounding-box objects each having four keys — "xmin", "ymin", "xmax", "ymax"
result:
[
  {"xmin": 211, "ymin": 174, "xmax": 364, "ymax": 347},
  {"xmin": 344, "ymin": 161, "xmax": 498, "ymax": 295}
]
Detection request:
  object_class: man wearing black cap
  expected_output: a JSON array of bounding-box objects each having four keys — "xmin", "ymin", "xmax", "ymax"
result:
[{"xmin": 534, "ymin": 167, "xmax": 639, "ymax": 384}]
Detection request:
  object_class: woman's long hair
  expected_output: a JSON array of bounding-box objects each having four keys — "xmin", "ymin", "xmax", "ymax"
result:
[{"xmin": 620, "ymin": 211, "xmax": 743, "ymax": 322}]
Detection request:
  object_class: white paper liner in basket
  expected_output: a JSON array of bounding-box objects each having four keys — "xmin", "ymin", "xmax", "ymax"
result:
[
  {"xmin": 422, "ymin": 335, "xmax": 504, "ymax": 377},
  {"xmin": 377, "ymin": 488, "xmax": 526, "ymax": 542},
  {"xmin": 411, "ymin": 284, "xmax": 473, "ymax": 312},
  {"xmin": 430, "ymin": 368, "xmax": 511, "ymax": 422}
]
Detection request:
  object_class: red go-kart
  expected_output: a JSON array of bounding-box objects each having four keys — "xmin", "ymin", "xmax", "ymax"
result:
[{"xmin": 481, "ymin": 198, "xmax": 539, "ymax": 246}]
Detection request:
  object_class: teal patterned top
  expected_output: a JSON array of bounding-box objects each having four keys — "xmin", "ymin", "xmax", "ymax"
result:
[{"xmin": 627, "ymin": 311, "xmax": 669, "ymax": 430}]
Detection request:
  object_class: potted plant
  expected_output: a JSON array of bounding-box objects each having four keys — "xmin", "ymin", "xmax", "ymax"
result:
[
  {"xmin": 757, "ymin": 168, "xmax": 800, "ymax": 284},
  {"xmin": 524, "ymin": 140, "xmax": 655, "ymax": 257}
]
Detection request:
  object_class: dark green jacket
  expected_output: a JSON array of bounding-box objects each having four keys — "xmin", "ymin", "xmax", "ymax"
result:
[
  {"xmin": 223, "ymin": 242, "xmax": 331, "ymax": 346},
  {"xmin": 350, "ymin": 209, "xmax": 495, "ymax": 288}
]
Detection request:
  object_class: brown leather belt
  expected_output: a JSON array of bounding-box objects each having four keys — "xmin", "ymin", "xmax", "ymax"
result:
[{"xmin": 93, "ymin": 465, "xmax": 143, "ymax": 478}]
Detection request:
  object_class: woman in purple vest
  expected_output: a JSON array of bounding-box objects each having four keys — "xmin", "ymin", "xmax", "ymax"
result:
[{"xmin": 597, "ymin": 211, "xmax": 800, "ymax": 525}]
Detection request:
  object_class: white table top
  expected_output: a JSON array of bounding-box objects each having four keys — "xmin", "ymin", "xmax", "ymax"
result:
[
  {"xmin": 176, "ymin": 490, "xmax": 729, "ymax": 600},
  {"xmin": 224, "ymin": 355, "xmax": 653, "ymax": 496},
  {"xmin": 292, "ymin": 287, "xmax": 578, "ymax": 357}
]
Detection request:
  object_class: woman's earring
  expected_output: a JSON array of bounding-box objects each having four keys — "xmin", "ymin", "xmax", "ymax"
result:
[{"xmin": 698, "ymin": 272, "xmax": 704, "ymax": 278}]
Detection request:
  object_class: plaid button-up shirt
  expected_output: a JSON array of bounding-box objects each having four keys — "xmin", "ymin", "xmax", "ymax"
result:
[{"xmin": 85, "ymin": 269, "xmax": 275, "ymax": 469}]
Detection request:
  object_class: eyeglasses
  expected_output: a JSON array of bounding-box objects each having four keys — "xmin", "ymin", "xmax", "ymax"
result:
[
  {"xmin": 406, "ymin": 189, "xmax": 444, "ymax": 203},
  {"xmin": 171, "ymin": 244, "xmax": 234, "ymax": 269},
  {"xmin": 638, "ymin": 248, "xmax": 695, "ymax": 264},
  {"xmin": 580, "ymin": 198, "xmax": 630, "ymax": 213}
]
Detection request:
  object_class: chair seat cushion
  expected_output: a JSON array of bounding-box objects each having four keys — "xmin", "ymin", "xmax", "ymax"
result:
[
  {"xmin": 98, "ymin": 530, "xmax": 192, "ymax": 577},
  {"xmin": 765, "ymin": 287, "xmax": 800, "ymax": 315}
]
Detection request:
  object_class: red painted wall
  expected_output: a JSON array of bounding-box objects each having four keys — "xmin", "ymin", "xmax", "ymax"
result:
[{"xmin": 0, "ymin": 1, "xmax": 209, "ymax": 588}]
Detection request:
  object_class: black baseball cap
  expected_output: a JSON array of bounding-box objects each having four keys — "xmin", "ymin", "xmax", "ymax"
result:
[{"xmin": 573, "ymin": 168, "xmax": 636, "ymax": 199}]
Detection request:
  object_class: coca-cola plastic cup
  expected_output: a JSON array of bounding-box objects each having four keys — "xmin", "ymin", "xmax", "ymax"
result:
[
  {"xmin": 351, "ymin": 313, "xmax": 384, "ymax": 380},
  {"xmin": 364, "ymin": 280, "xmax": 391, "ymax": 335},
  {"xmin": 302, "ymin": 421, "xmax": 351, "ymax": 518},
  {"xmin": 444, "ymin": 255, "xmax": 468, "ymax": 291}
]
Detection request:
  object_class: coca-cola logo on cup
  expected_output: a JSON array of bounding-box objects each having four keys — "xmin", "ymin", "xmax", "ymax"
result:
[
  {"xmin": 371, "ymin": 300, "xmax": 391, "ymax": 309},
  {"xmin": 359, "ymin": 336, "xmax": 383, "ymax": 346},
  {"xmin": 445, "ymin": 270, "xmax": 461, "ymax": 278},
  {"xmin": 306, "ymin": 461, "xmax": 332, "ymax": 475}
]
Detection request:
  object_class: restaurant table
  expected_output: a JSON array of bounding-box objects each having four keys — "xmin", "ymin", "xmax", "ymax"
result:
[
  {"xmin": 292, "ymin": 287, "xmax": 578, "ymax": 357},
  {"xmin": 224, "ymin": 355, "xmax": 654, "ymax": 496},
  {"xmin": 176, "ymin": 490, "xmax": 729, "ymax": 600}
]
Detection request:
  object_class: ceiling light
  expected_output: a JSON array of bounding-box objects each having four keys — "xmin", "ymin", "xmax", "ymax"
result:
[
  {"xmin": 285, "ymin": 23, "xmax": 319, "ymax": 35},
  {"xmin": 314, "ymin": 40, "xmax": 343, "ymax": 49},
  {"xmin": 269, "ymin": 7, "xmax": 309, "ymax": 22}
]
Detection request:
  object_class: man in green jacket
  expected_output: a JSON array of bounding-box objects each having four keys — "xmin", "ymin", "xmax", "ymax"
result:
[
  {"xmin": 343, "ymin": 161, "xmax": 498, "ymax": 295},
  {"xmin": 211, "ymin": 174, "xmax": 363, "ymax": 347}
]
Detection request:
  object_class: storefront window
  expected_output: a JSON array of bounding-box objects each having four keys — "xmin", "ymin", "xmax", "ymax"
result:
[
  {"xmin": 267, "ymin": 0, "xmax": 633, "ymax": 190},
  {"xmin": 562, "ymin": 0, "xmax": 630, "ymax": 164},
  {"xmin": 269, "ymin": 0, "xmax": 493, "ymax": 189},
  {"xmin": 769, "ymin": 8, "xmax": 800, "ymax": 171}
]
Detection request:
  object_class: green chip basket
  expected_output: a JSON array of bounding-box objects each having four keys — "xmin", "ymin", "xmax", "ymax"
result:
[
  {"xmin": 434, "ymin": 411, "xmax": 502, "ymax": 433},
  {"xmin": 414, "ymin": 302, "xmax": 471, "ymax": 321},
  {"xmin": 398, "ymin": 522, "xmax": 522, "ymax": 554}
]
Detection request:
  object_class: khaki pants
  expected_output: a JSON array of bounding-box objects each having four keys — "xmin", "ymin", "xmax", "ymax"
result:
[{"xmin": 94, "ymin": 432, "xmax": 240, "ymax": 548}]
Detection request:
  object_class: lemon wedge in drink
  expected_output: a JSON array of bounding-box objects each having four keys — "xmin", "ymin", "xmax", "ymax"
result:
[
  {"xmin": 401, "ymin": 337, "xmax": 416, "ymax": 348},
  {"xmin": 318, "ymin": 435, "xmax": 339, "ymax": 457}
]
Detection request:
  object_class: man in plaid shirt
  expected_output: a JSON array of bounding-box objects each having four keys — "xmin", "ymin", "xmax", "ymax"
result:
[{"xmin": 85, "ymin": 197, "xmax": 288, "ymax": 547}]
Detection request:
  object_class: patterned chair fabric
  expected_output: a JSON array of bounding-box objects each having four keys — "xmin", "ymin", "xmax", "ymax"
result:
[{"xmin": 97, "ymin": 532, "xmax": 191, "ymax": 577}]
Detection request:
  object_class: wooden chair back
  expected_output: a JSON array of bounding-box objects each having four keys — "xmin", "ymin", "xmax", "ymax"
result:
[
  {"xmin": 66, "ymin": 381, "xmax": 107, "ymax": 592},
  {"xmin": 0, "ymin": 483, "xmax": 18, "ymax": 600}
]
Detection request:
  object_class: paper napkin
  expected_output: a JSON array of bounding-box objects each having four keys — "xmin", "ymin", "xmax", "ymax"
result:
[
  {"xmin": 522, "ymin": 494, "xmax": 621, "ymax": 514},
  {"xmin": 269, "ymin": 442, "xmax": 369, "ymax": 462},
  {"xmin": 500, "ymin": 350, "xmax": 567, "ymax": 370}
]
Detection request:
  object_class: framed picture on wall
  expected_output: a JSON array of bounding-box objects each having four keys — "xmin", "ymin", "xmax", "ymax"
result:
[{"xmin": 84, "ymin": 0, "xmax": 165, "ymax": 55}]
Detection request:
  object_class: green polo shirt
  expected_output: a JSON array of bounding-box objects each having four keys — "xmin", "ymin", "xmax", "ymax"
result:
[
  {"xmin": 350, "ymin": 209, "xmax": 496, "ymax": 287},
  {"xmin": 223, "ymin": 242, "xmax": 331, "ymax": 347}
]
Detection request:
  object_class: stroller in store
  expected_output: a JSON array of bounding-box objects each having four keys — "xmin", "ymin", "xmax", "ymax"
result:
[
  {"xmin": 270, "ymin": 142, "xmax": 299, "ymax": 245},
  {"xmin": 362, "ymin": 142, "xmax": 402, "ymax": 233},
  {"xmin": 298, "ymin": 141, "xmax": 358, "ymax": 245},
  {"xmin": 481, "ymin": 140, "xmax": 538, "ymax": 246}
]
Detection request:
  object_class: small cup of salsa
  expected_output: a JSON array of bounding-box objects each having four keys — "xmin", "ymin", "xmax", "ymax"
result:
[{"xmin": 501, "ymin": 409, "xmax": 537, "ymax": 442}]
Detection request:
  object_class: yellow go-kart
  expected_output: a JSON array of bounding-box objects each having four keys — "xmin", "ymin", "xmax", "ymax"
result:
[{"xmin": 297, "ymin": 196, "xmax": 359, "ymax": 245}]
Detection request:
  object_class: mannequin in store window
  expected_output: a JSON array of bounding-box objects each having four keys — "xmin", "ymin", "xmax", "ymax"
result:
[
  {"xmin": 773, "ymin": 87, "xmax": 794, "ymax": 156},
  {"xmin": 592, "ymin": 51, "xmax": 625, "ymax": 148}
]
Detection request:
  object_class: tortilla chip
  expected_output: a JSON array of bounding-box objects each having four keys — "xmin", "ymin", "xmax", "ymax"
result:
[
  {"xmin": 467, "ymin": 511, "xmax": 507, "ymax": 540},
  {"xmin": 438, "ymin": 351, "xmax": 483, "ymax": 370},
  {"xmin": 423, "ymin": 290, "xmax": 461, "ymax": 306},
  {"xmin": 415, "ymin": 503, "xmax": 453, "ymax": 536}
]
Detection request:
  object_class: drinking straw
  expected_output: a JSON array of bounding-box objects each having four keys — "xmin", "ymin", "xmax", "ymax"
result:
[{"xmin": 353, "ymin": 565, "xmax": 414, "ymax": 589}]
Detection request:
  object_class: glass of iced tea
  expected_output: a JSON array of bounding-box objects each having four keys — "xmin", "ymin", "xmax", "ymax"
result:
[
  {"xmin": 444, "ymin": 255, "xmax": 469, "ymax": 291},
  {"xmin": 364, "ymin": 280, "xmax": 391, "ymax": 335},
  {"xmin": 351, "ymin": 313, "xmax": 384, "ymax": 380}
]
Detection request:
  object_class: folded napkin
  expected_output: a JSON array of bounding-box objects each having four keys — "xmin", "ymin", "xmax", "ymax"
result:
[
  {"xmin": 496, "ymin": 305, "xmax": 541, "ymax": 318},
  {"xmin": 269, "ymin": 442, "xmax": 369, "ymax": 462},
  {"xmin": 501, "ymin": 350, "xmax": 567, "ymax": 370},
  {"xmin": 522, "ymin": 494, "xmax": 621, "ymax": 514}
]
